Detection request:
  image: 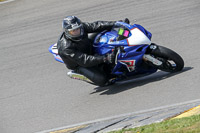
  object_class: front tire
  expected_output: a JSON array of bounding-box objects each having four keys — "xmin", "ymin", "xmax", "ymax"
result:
[{"xmin": 148, "ymin": 44, "xmax": 184, "ymax": 72}]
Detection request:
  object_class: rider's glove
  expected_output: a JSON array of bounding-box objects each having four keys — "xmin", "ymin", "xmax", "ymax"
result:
[
  {"xmin": 118, "ymin": 18, "xmax": 130, "ymax": 24},
  {"xmin": 103, "ymin": 51, "xmax": 116, "ymax": 64}
]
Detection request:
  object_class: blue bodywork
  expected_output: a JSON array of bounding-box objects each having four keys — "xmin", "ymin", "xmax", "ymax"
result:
[
  {"xmin": 49, "ymin": 44, "xmax": 64, "ymax": 63},
  {"xmin": 93, "ymin": 22, "xmax": 157, "ymax": 77}
]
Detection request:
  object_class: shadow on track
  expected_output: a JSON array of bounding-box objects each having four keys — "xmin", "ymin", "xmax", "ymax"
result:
[{"xmin": 91, "ymin": 67, "xmax": 193, "ymax": 95}]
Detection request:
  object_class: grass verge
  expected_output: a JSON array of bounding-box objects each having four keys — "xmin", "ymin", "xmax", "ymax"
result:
[{"xmin": 109, "ymin": 114, "xmax": 200, "ymax": 133}]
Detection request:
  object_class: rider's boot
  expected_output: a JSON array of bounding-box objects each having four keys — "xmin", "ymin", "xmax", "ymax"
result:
[
  {"xmin": 118, "ymin": 18, "xmax": 130, "ymax": 24},
  {"xmin": 67, "ymin": 70, "xmax": 94, "ymax": 84}
]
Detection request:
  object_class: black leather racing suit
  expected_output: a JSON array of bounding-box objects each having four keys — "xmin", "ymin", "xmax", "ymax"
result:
[{"xmin": 57, "ymin": 21, "xmax": 116, "ymax": 86}]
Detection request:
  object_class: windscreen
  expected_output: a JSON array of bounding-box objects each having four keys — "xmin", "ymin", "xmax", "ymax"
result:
[{"xmin": 112, "ymin": 23, "xmax": 131, "ymax": 41}]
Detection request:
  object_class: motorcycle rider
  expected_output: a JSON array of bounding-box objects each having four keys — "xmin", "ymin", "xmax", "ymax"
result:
[{"xmin": 57, "ymin": 16, "xmax": 129, "ymax": 86}]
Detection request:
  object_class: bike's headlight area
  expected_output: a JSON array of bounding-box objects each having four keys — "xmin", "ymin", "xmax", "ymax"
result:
[
  {"xmin": 94, "ymin": 35, "xmax": 108, "ymax": 47},
  {"xmin": 99, "ymin": 36, "xmax": 108, "ymax": 44}
]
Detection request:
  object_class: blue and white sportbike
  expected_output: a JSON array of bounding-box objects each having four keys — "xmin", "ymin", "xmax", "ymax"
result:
[{"xmin": 49, "ymin": 22, "xmax": 184, "ymax": 86}]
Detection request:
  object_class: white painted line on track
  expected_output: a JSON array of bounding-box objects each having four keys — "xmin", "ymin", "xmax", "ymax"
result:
[
  {"xmin": 36, "ymin": 98, "xmax": 200, "ymax": 133},
  {"xmin": 0, "ymin": 0, "xmax": 15, "ymax": 5}
]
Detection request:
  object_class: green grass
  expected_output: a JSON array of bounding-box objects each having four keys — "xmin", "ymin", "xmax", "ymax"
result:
[{"xmin": 109, "ymin": 114, "xmax": 200, "ymax": 133}]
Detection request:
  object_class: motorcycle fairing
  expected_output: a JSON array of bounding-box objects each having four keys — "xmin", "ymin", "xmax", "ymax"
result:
[
  {"xmin": 93, "ymin": 22, "xmax": 155, "ymax": 75},
  {"xmin": 112, "ymin": 44, "xmax": 150, "ymax": 75},
  {"xmin": 93, "ymin": 22, "xmax": 152, "ymax": 54},
  {"xmin": 118, "ymin": 60, "xmax": 136, "ymax": 72}
]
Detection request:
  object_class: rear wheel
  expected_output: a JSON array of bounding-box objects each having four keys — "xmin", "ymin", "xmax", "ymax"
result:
[{"xmin": 148, "ymin": 44, "xmax": 184, "ymax": 72}]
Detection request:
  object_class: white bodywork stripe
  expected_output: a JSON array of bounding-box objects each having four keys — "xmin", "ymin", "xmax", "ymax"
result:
[{"xmin": 127, "ymin": 28, "xmax": 151, "ymax": 45}]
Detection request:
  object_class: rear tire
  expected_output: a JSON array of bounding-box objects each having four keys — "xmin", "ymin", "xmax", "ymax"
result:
[{"xmin": 148, "ymin": 44, "xmax": 184, "ymax": 72}]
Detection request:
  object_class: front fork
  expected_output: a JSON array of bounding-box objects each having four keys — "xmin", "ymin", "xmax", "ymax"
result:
[
  {"xmin": 143, "ymin": 54, "xmax": 162, "ymax": 66},
  {"xmin": 143, "ymin": 43, "xmax": 163, "ymax": 66}
]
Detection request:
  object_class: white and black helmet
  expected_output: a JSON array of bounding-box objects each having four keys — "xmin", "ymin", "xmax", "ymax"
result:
[{"xmin": 62, "ymin": 16, "xmax": 84, "ymax": 41}]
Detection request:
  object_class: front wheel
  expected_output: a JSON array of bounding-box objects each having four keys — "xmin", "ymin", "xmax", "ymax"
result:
[{"xmin": 148, "ymin": 44, "xmax": 184, "ymax": 72}]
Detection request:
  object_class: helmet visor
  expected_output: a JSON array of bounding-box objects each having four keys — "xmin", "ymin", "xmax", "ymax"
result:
[{"xmin": 68, "ymin": 27, "xmax": 81, "ymax": 37}]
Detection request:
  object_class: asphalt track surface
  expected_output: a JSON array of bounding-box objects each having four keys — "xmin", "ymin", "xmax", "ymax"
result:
[{"xmin": 0, "ymin": 0, "xmax": 200, "ymax": 133}]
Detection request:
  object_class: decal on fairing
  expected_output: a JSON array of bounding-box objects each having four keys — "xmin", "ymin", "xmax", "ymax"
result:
[
  {"xmin": 119, "ymin": 60, "xmax": 136, "ymax": 72},
  {"xmin": 123, "ymin": 30, "xmax": 129, "ymax": 37},
  {"xmin": 118, "ymin": 28, "xmax": 130, "ymax": 37}
]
